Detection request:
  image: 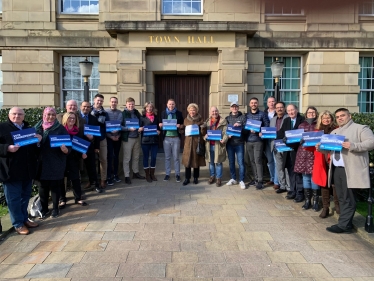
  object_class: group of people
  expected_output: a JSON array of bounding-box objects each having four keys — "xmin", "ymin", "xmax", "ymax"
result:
[{"xmin": 0, "ymin": 94, "xmax": 373, "ymax": 236}]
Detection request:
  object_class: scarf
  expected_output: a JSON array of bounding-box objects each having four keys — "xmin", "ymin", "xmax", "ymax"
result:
[
  {"xmin": 35, "ymin": 119, "xmax": 61, "ymax": 142},
  {"xmin": 42, "ymin": 107, "xmax": 57, "ymax": 130},
  {"xmin": 210, "ymin": 116, "xmax": 220, "ymax": 145},
  {"xmin": 146, "ymin": 112, "xmax": 154, "ymax": 122},
  {"xmin": 319, "ymin": 124, "xmax": 335, "ymax": 134},
  {"xmin": 166, "ymin": 107, "xmax": 177, "ymax": 116},
  {"xmin": 306, "ymin": 118, "xmax": 316, "ymax": 125},
  {"xmin": 65, "ymin": 125, "xmax": 79, "ymax": 136},
  {"xmin": 91, "ymin": 106, "xmax": 104, "ymax": 116},
  {"xmin": 187, "ymin": 114, "xmax": 201, "ymax": 122}
]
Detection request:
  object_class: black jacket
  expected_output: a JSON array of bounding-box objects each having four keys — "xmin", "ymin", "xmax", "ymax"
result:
[
  {"xmin": 140, "ymin": 115, "xmax": 160, "ymax": 145},
  {"xmin": 90, "ymin": 107, "xmax": 110, "ymax": 141},
  {"xmin": 79, "ymin": 112, "xmax": 100, "ymax": 151},
  {"xmin": 276, "ymin": 113, "xmax": 304, "ymax": 159},
  {"xmin": 160, "ymin": 110, "xmax": 184, "ymax": 140},
  {"xmin": 245, "ymin": 109, "xmax": 270, "ymax": 142},
  {"xmin": 0, "ymin": 119, "xmax": 39, "ymax": 182},
  {"xmin": 225, "ymin": 111, "xmax": 246, "ymax": 146},
  {"xmin": 36, "ymin": 124, "xmax": 71, "ymax": 181}
]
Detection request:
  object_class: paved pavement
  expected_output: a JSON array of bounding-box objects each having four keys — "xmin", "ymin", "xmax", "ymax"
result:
[{"xmin": 1, "ymin": 154, "xmax": 374, "ymax": 280}]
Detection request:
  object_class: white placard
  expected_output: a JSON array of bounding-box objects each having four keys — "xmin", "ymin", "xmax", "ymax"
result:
[{"xmin": 228, "ymin": 94, "xmax": 239, "ymax": 103}]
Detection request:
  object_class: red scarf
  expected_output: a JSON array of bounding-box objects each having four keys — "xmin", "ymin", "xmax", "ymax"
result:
[
  {"xmin": 65, "ymin": 125, "xmax": 79, "ymax": 136},
  {"xmin": 146, "ymin": 112, "xmax": 154, "ymax": 122},
  {"xmin": 210, "ymin": 117, "xmax": 220, "ymax": 145}
]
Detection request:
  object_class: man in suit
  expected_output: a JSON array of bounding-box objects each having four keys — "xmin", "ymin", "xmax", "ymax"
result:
[
  {"xmin": 57, "ymin": 100, "xmax": 85, "ymax": 130},
  {"xmin": 276, "ymin": 104, "xmax": 304, "ymax": 201},
  {"xmin": 80, "ymin": 101, "xmax": 104, "ymax": 193}
]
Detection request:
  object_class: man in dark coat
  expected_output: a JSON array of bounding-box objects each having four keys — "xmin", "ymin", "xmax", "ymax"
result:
[
  {"xmin": 0, "ymin": 107, "xmax": 42, "ymax": 235},
  {"xmin": 276, "ymin": 104, "xmax": 304, "ymax": 202}
]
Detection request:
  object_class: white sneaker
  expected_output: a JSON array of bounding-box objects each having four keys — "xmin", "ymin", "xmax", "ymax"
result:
[
  {"xmin": 239, "ymin": 181, "xmax": 246, "ymax": 190},
  {"xmin": 226, "ymin": 179, "xmax": 238, "ymax": 186}
]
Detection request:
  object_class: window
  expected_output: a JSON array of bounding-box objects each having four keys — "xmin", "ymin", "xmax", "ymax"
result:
[
  {"xmin": 265, "ymin": 2, "xmax": 304, "ymax": 15},
  {"xmin": 358, "ymin": 57, "xmax": 374, "ymax": 113},
  {"xmin": 162, "ymin": 0, "xmax": 202, "ymax": 15},
  {"xmin": 61, "ymin": 56, "xmax": 99, "ymax": 105},
  {"xmin": 264, "ymin": 57, "xmax": 301, "ymax": 107},
  {"xmin": 60, "ymin": 0, "xmax": 99, "ymax": 14},
  {"xmin": 359, "ymin": 1, "xmax": 374, "ymax": 15},
  {"xmin": 0, "ymin": 0, "xmax": 2, "ymax": 13}
]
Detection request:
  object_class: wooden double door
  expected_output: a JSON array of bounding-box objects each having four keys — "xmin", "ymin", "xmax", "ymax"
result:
[{"xmin": 155, "ymin": 75, "xmax": 210, "ymax": 149}]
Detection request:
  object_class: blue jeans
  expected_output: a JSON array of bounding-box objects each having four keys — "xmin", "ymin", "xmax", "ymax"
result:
[
  {"xmin": 302, "ymin": 174, "xmax": 319, "ymax": 190},
  {"xmin": 107, "ymin": 138, "xmax": 122, "ymax": 178},
  {"xmin": 226, "ymin": 144, "xmax": 245, "ymax": 182},
  {"xmin": 141, "ymin": 143, "xmax": 158, "ymax": 168},
  {"xmin": 264, "ymin": 140, "xmax": 275, "ymax": 182},
  {"xmin": 3, "ymin": 180, "xmax": 32, "ymax": 228},
  {"xmin": 209, "ymin": 145, "xmax": 223, "ymax": 179}
]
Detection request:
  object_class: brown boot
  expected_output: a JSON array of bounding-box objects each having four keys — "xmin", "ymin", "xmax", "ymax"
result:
[
  {"xmin": 208, "ymin": 176, "xmax": 216, "ymax": 184},
  {"xmin": 150, "ymin": 168, "xmax": 157, "ymax": 181},
  {"xmin": 332, "ymin": 184, "xmax": 340, "ymax": 214},
  {"xmin": 144, "ymin": 168, "xmax": 152, "ymax": 183},
  {"xmin": 216, "ymin": 178, "xmax": 222, "ymax": 187},
  {"xmin": 319, "ymin": 188, "xmax": 330, "ymax": 218}
]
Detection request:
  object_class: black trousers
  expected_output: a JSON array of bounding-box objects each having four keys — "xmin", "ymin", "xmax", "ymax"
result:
[
  {"xmin": 285, "ymin": 152, "xmax": 303, "ymax": 197},
  {"xmin": 84, "ymin": 149, "xmax": 98, "ymax": 184},
  {"xmin": 334, "ymin": 166, "xmax": 356, "ymax": 230},
  {"xmin": 185, "ymin": 167, "xmax": 200, "ymax": 179},
  {"xmin": 40, "ymin": 179, "xmax": 63, "ymax": 212},
  {"xmin": 60, "ymin": 179, "xmax": 82, "ymax": 202}
]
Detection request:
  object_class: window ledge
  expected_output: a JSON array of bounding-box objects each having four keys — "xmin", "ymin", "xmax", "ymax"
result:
[
  {"xmin": 265, "ymin": 15, "xmax": 306, "ymax": 23},
  {"xmin": 359, "ymin": 15, "xmax": 374, "ymax": 22},
  {"xmin": 161, "ymin": 15, "xmax": 203, "ymax": 20},
  {"xmin": 57, "ymin": 14, "xmax": 99, "ymax": 22}
]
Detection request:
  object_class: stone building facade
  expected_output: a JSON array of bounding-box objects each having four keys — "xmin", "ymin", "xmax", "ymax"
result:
[{"xmin": 0, "ymin": 0, "xmax": 373, "ymax": 115}]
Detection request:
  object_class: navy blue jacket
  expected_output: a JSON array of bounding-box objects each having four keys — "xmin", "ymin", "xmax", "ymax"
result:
[{"xmin": 245, "ymin": 109, "xmax": 270, "ymax": 142}]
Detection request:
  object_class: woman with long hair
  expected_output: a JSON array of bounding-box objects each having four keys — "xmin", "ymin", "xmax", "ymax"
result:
[
  {"xmin": 181, "ymin": 103, "xmax": 206, "ymax": 186},
  {"xmin": 59, "ymin": 112, "xmax": 88, "ymax": 207},
  {"xmin": 312, "ymin": 110, "xmax": 340, "ymax": 218},
  {"xmin": 139, "ymin": 102, "xmax": 160, "ymax": 182},
  {"xmin": 35, "ymin": 107, "xmax": 70, "ymax": 218}
]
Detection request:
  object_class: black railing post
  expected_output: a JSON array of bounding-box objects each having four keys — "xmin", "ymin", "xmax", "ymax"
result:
[{"xmin": 365, "ymin": 163, "xmax": 374, "ymax": 233}]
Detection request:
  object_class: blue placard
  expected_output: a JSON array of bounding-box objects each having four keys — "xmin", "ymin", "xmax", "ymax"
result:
[
  {"xmin": 261, "ymin": 127, "xmax": 276, "ymax": 139},
  {"xmin": 49, "ymin": 135, "xmax": 72, "ymax": 147},
  {"xmin": 162, "ymin": 119, "xmax": 177, "ymax": 131},
  {"xmin": 105, "ymin": 120, "xmax": 121, "ymax": 132},
  {"xmin": 245, "ymin": 119, "xmax": 261, "ymax": 132},
  {"xmin": 285, "ymin": 129, "xmax": 304, "ymax": 143},
  {"xmin": 226, "ymin": 125, "xmax": 242, "ymax": 137},
  {"xmin": 274, "ymin": 139, "xmax": 293, "ymax": 152},
  {"xmin": 320, "ymin": 134, "xmax": 345, "ymax": 151},
  {"xmin": 302, "ymin": 131, "xmax": 324, "ymax": 147},
  {"xmin": 11, "ymin": 128, "xmax": 39, "ymax": 147},
  {"xmin": 72, "ymin": 136, "xmax": 91, "ymax": 154},
  {"xmin": 84, "ymin": 125, "xmax": 101, "ymax": 137},
  {"xmin": 207, "ymin": 130, "xmax": 222, "ymax": 141},
  {"xmin": 125, "ymin": 118, "xmax": 139, "ymax": 129},
  {"xmin": 185, "ymin": 124, "xmax": 199, "ymax": 136},
  {"xmin": 143, "ymin": 125, "xmax": 158, "ymax": 136}
]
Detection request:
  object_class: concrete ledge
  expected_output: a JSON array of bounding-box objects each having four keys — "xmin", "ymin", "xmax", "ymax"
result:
[{"xmin": 0, "ymin": 213, "xmax": 14, "ymax": 241}]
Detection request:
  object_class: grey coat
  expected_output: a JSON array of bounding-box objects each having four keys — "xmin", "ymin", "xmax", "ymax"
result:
[
  {"xmin": 327, "ymin": 120, "xmax": 374, "ymax": 189},
  {"xmin": 269, "ymin": 114, "xmax": 288, "ymax": 152}
]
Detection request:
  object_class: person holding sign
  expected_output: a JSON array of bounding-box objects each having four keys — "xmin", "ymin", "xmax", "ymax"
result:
[
  {"xmin": 203, "ymin": 106, "xmax": 228, "ymax": 187},
  {"xmin": 225, "ymin": 102, "xmax": 246, "ymax": 189},
  {"xmin": 245, "ymin": 97, "xmax": 270, "ymax": 190},
  {"xmin": 276, "ymin": 104, "xmax": 304, "ymax": 201},
  {"xmin": 139, "ymin": 102, "xmax": 160, "ymax": 183},
  {"xmin": 121, "ymin": 97, "xmax": 145, "ymax": 184},
  {"xmin": 159, "ymin": 99, "xmax": 184, "ymax": 182},
  {"xmin": 293, "ymin": 106, "xmax": 319, "ymax": 211},
  {"xmin": 35, "ymin": 107, "xmax": 71, "ymax": 219},
  {"xmin": 59, "ymin": 112, "xmax": 88, "ymax": 208},
  {"xmin": 317, "ymin": 108, "xmax": 374, "ymax": 233},
  {"xmin": 0, "ymin": 107, "xmax": 42, "ymax": 235},
  {"xmin": 180, "ymin": 103, "xmax": 206, "ymax": 185},
  {"xmin": 105, "ymin": 97, "xmax": 123, "ymax": 185}
]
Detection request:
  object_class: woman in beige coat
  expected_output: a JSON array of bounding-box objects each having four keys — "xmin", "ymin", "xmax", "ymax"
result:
[
  {"xmin": 181, "ymin": 103, "xmax": 206, "ymax": 186},
  {"xmin": 204, "ymin": 106, "xmax": 228, "ymax": 187}
]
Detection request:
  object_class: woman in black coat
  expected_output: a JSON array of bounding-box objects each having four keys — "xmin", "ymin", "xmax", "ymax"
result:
[
  {"xmin": 35, "ymin": 107, "xmax": 70, "ymax": 219},
  {"xmin": 139, "ymin": 102, "xmax": 160, "ymax": 182},
  {"xmin": 59, "ymin": 112, "xmax": 88, "ymax": 208}
]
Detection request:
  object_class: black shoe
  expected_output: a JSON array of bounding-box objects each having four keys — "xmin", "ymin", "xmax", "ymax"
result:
[
  {"xmin": 294, "ymin": 196, "xmax": 304, "ymax": 203},
  {"xmin": 107, "ymin": 178, "xmax": 114, "ymax": 186},
  {"xmin": 256, "ymin": 181, "xmax": 264, "ymax": 190},
  {"xmin": 326, "ymin": 224, "xmax": 352, "ymax": 234},
  {"xmin": 125, "ymin": 177, "xmax": 132, "ymax": 184},
  {"xmin": 193, "ymin": 178, "xmax": 198, "ymax": 184},
  {"xmin": 285, "ymin": 193, "xmax": 296, "ymax": 200},
  {"xmin": 164, "ymin": 175, "xmax": 170, "ymax": 181},
  {"xmin": 39, "ymin": 210, "xmax": 50, "ymax": 220},
  {"xmin": 133, "ymin": 172, "xmax": 145, "ymax": 179},
  {"xmin": 176, "ymin": 175, "xmax": 181, "ymax": 182},
  {"xmin": 276, "ymin": 188, "xmax": 287, "ymax": 194},
  {"xmin": 58, "ymin": 201, "xmax": 66, "ymax": 209},
  {"xmin": 95, "ymin": 187, "xmax": 104, "ymax": 193},
  {"xmin": 183, "ymin": 179, "xmax": 190, "ymax": 186},
  {"xmin": 51, "ymin": 210, "xmax": 59, "ymax": 218},
  {"xmin": 248, "ymin": 180, "xmax": 257, "ymax": 186},
  {"xmin": 113, "ymin": 175, "xmax": 121, "ymax": 183}
]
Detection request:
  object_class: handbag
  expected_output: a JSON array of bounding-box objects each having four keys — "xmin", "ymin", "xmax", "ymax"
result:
[
  {"xmin": 196, "ymin": 136, "xmax": 206, "ymax": 156},
  {"xmin": 28, "ymin": 195, "xmax": 42, "ymax": 218}
]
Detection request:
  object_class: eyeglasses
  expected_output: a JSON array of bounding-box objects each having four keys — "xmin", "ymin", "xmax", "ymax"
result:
[
  {"xmin": 275, "ymin": 107, "xmax": 284, "ymax": 109},
  {"xmin": 68, "ymin": 117, "xmax": 76, "ymax": 120},
  {"xmin": 307, "ymin": 111, "xmax": 316, "ymax": 114},
  {"xmin": 11, "ymin": 113, "xmax": 24, "ymax": 116}
]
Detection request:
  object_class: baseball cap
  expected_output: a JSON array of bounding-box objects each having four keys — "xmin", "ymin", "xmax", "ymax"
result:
[{"xmin": 230, "ymin": 101, "xmax": 239, "ymax": 107}]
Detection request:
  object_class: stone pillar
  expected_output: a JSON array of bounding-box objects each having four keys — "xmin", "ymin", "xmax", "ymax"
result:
[
  {"xmin": 247, "ymin": 51, "xmax": 266, "ymax": 109},
  {"xmin": 303, "ymin": 52, "xmax": 360, "ymax": 113},
  {"xmin": 98, "ymin": 50, "xmax": 118, "ymax": 102},
  {"xmin": 2, "ymin": 50, "xmax": 59, "ymax": 107}
]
